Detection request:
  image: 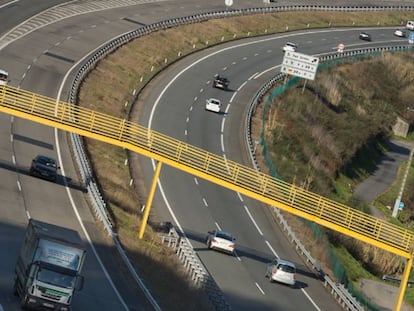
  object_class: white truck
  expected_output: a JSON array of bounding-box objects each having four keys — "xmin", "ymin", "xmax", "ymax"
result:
[{"xmin": 14, "ymin": 219, "xmax": 86, "ymax": 311}]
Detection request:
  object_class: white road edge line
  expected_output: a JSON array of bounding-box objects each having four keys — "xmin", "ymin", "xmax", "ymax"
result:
[
  {"xmin": 301, "ymin": 288, "xmax": 322, "ymax": 311},
  {"xmin": 55, "ymin": 50, "xmax": 130, "ymax": 311},
  {"xmin": 0, "ymin": 0, "xmax": 19, "ymax": 9}
]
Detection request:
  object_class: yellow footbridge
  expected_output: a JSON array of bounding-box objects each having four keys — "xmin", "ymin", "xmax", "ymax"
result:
[{"xmin": 0, "ymin": 84, "xmax": 412, "ymax": 310}]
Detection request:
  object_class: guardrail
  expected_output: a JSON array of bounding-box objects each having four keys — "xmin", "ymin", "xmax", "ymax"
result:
[
  {"xmin": 64, "ymin": 5, "xmax": 414, "ymax": 311},
  {"xmin": 245, "ymin": 46, "xmax": 414, "ymax": 311}
]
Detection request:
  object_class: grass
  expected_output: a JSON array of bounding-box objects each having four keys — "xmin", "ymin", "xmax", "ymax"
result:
[{"xmin": 77, "ymin": 9, "xmax": 414, "ymax": 310}]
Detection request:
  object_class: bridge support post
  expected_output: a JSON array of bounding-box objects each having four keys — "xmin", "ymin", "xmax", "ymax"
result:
[
  {"xmin": 394, "ymin": 255, "xmax": 413, "ymax": 311},
  {"xmin": 138, "ymin": 161, "xmax": 163, "ymax": 239}
]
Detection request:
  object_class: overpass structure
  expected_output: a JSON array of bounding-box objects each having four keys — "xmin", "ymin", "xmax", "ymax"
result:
[{"xmin": 1, "ymin": 84, "xmax": 413, "ymax": 310}]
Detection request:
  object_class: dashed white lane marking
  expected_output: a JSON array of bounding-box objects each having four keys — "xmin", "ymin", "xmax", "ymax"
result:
[
  {"xmin": 265, "ymin": 240, "xmax": 279, "ymax": 258},
  {"xmin": 236, "ymin": 192, "xmax": 244, "ymax": 202},
  {"xmin": 244, "ymin": 205, "xmax": 263, "ymax": 236},
  {"xmin": 202, "ymin": 198, "xmax": 208, "ymax": 207},
  {"xmin": 12, "ymin": 155, "xmax": 16, "ymax": 165},
  {"xmin": 194, "ymin": 177, "xmax": 199, "ymax": 185},
  {"xmin": 301, "ymin": 288, "xmax": 322, "ymax": 311},
  {"xmin": 194, "ymin": 96, "xmax": 198, "ymax": 101},
  {"xmin": 199, "ymin": 88, "xmax": 203, "ymax": 93},
  {"xmin": 25, "ymin": 210, "xmax": 30, "ymax": 220},
  {"xmin": 255, "ymin": 282, "xmax": 265, "ymax": 295},
  {"xmin": 17, "ymin": 181, "xmax": 21, "ymax": 192},
  {"xmin": 184, "ymin": 129, "xmax": 187, "ymax": 136},
  {"xmin": 248, "ymin": 72, "xmax": 259, "ymax": 80},
  {"xmin": 215, "ymin": 222, "xmax": 222, "ymax": 231}
]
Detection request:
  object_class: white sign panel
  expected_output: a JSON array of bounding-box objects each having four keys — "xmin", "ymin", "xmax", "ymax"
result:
[{"xmin": 281, "ymin": 51, "xmax": 319, "ymax": 80}]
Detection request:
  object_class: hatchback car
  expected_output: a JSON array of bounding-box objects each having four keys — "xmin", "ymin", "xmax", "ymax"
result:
[
  {"xmin": 394, "ymin": 29, "xmax": 407, "ymax": 38},
  {"xmin": 205, "ymin": 98, "xmax": 221, "ymax": 113},
  {"xmin": 212, "ymin": 75, "xmax": 230, "ymax": 90},
  {"xmin": 30, "ymin": 155, "xmax": 59, "ymax": 181},
  {"xmin": 282, "ymin": 42, "xmax": 297, "ymax": 52},
  {"xmin": 359, "ymin": 32, "xmax": 372, "ymax": 41},
  {"xmin": 206, "ymin": 230, "xmax": 236, "ymax": 255},
  {"xmin": 265, "ymin": 258, "xmax": 297, "ymax": 286}
]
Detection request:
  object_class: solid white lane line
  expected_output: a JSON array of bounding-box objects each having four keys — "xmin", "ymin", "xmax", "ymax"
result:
[
  {"xmin": 0, "ymin": 0, "xmax": 19, "ymax": 9},
  {"xmin": 255, "ymin": 65, "xmax": 281, "ymax": 78},
  {"xmin": 248, "ymin": 72, "xmax": 259, "ymax": 80},
  {"xmin": 229, "ymin": 91, "xmax": 237, "ymax": 103},
  {"xmin": 221, "ymin": 134, "xmax": 225, "ymax": 153},
  {"xmin": 244, "ymin": 205, "xmax": 263, "ymax": 236},
  {"xmin": 255, "ymin": 282, "xmax": 265, "ymax": 295},
  {"xmin": 301, "ymin": 288, "xmax": 322, "ymax": 311},
  {"xmin": 221, "ymin": 118, "xmax": 225, "ymax": 133},
  {"xmin": 265, "ymin": 240, "xmax": 279, "ymax": 258},
  {"xmin": 237, "ymin": 81, "xmax": 247, "ymax": 91},
  {"xmin": 225, "ymin": 103, "xmax": 231, "ymax": 114}
]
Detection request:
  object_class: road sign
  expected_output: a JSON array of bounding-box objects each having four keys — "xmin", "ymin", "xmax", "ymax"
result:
[{"xmin": 281, "ymin": 51, "xmax": 319, "ymax": 80}]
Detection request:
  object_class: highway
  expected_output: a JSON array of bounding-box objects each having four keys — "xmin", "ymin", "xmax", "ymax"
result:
[
  {"xmin": 0, "ymin": 0, "xmax": 410, "ymax": 310},
  {"xmin": 136, "ymin": 27, "xmax": 408, "ymax": 310}
]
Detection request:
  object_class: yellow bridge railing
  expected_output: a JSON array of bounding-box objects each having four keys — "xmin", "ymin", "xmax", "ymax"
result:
[{"xmin": 1, "ymin": 85, "xmax": 413, "ymax": 258}]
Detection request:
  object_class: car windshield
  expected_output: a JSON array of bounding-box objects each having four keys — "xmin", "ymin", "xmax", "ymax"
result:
[
  {"xmin": 210, "ymin": 100, "xmax": 219, "ymax": 105},
  {"xmin": 216, "ymin": 231, "xmax": 233, "ymax": 241},
  {"xmin": 37, "ymin": 157, "xmax": 56, "ymax": 167},
  {"xmin": 278, "ymin": 264, "xmax": 295, "ymax": 273},
  {"xmin": 37, "ymin": 267, "xmax": 75, "ymax": 289}
]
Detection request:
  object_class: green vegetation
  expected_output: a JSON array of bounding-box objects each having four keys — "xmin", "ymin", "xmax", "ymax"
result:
[{"xmin": 77, "ymin": 9, "xmax": 414, "ymax": 310}]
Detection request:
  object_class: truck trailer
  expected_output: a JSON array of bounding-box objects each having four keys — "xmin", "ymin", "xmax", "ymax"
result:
[{"xmin": 14, "ymin": 219, "xmax": 86, "ymax": 310}]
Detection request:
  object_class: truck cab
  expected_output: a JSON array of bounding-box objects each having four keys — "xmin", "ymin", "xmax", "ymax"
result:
[{"xmin": 14, "ymin": 219, "xmax": 86, "ymax": 311}]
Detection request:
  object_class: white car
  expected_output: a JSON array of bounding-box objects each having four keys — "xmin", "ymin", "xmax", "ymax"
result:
[
  {"xmin": 206, "ymin": 230, "xmax": 235, "ymax": 254},
  {"xmin": 394, "ymin": 29, "xmax": 406, "ymax": 37},
  {"xmin": 282, "ymin": 42, "xmax": 297, "ymax": 52},
  {"xmin": 205, "ymin": 98, "xmax": 221, "ymax": 113},
  {"xmin": 0, "ymin": 69, "xmax": 9, "ymax": 85},
  {"xmin": 265, "ymin": 258, "xmax": 297, "ymax": 286}
]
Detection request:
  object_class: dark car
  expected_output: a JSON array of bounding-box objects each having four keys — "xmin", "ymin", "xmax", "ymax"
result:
[
  {"xmin": 30, "ymin": 155, "xmax": 59, "ymax": 181},
  {"xmin": 212, "ymin": 75, "xmax": 230, "ymax": 90},
  {"xmin": 359, "ymin": 32, "xmax": 372, "ymax": 41}
]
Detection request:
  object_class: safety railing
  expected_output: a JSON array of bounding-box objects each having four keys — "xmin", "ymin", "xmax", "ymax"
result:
[{"xmin": 0, "ymin": 79, "xmax": 413, "ymax": 258}]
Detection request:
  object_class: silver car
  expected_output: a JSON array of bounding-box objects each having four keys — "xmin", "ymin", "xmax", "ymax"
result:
[{"xmin": 265, "ymin": 258, "xmax": 297, "ymax": 286}]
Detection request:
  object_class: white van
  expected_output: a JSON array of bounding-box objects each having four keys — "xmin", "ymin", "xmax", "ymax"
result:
[
  {"xmin": 406, "ymin": 21, "xmax": 414, "ymax": 30},
  {"xmin": 0, "ymin": 69, "xmax": 9, "ymax": 85}
]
